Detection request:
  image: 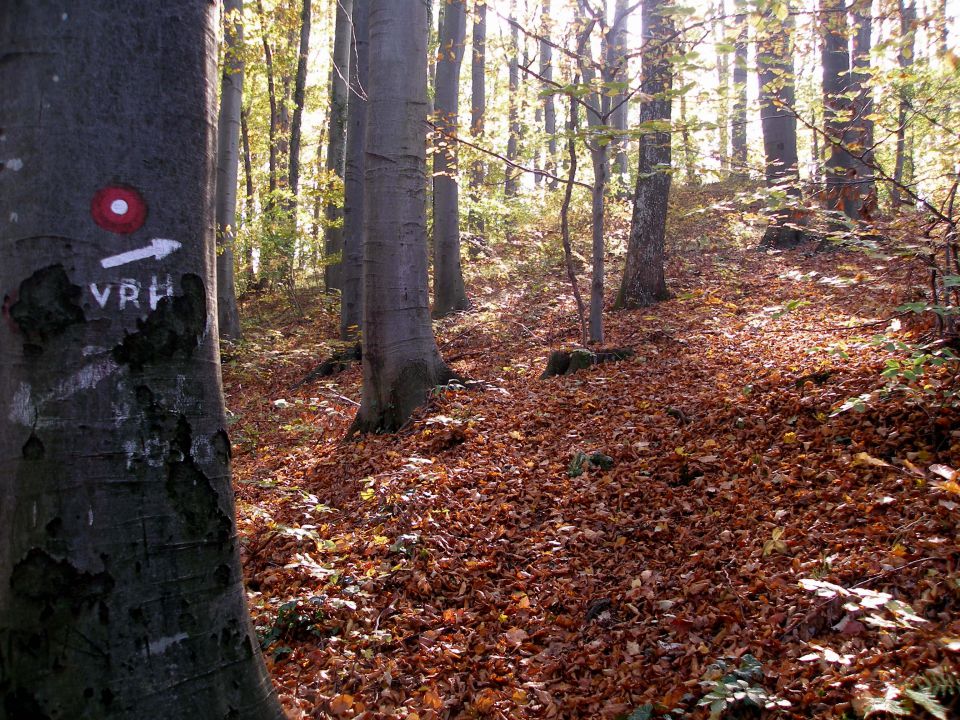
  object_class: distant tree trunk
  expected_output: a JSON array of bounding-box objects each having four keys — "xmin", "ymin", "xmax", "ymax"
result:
[
  {"xmin": 287, "ymin": 0, "xmax": 312, "ymax": 209},
  {"xmin": 0, "ymin": 4, "xmax": 286, "ymax": 718},
  {"xmin": 758, "ymin": 1, "xmax": 804, "ymax": 248},
  {"xmin": 731, "ymin": 0, "xmax": 748, "ymax": 174},
  {"xmin": 240, "ymin": 104, "xmax": 257, "ymax": 284},
  {"xmin": 678, "ymin": 63, "xmax": 698, "ymax": 184},
  {"xmin": 715, "ymin": 0, "xmax": 731, "ymax": 175},
  {"xmin": 216, "ymin": 0, "xmax": 244, "ymax": 340},
  {"xmin": 352, "ymin": 0, "xmax": 453, "ymax": 434},
  {"xmin": 822, "ymin": 0, "xmax": 858, "ymax": 220},
  {"xmin": 850, "ymin": 0, "xmax": 875, "ymax": 218},
  {"xmin": 340, "ymin": 0, "xmax": 369, "ymax": 341},
  {"xmin": 505, "ymin": 0, "xmax": 520, "ymax": 197},
  {"xmin": 541, "ymin": 0, "xmax": 558, "ymax": 189},
  {"xmin": 892, "ymin": 0, "xmax": 915, "ymax": 210},
  {"xmin": 609, "ymin": 0, "xmax": 630, "ymax": 183},
  {"xmin": 324, "ymin": 0, "xmax": 353, "ymax": 291},
  {"xmin": 257, "ymin": 0, "xmax": 279, "ymax": 205},
  {"xmin": 560, "ymin": 90, "xmax": 589, "ymax": 345},
  {"xmin": 433, "ymin": 0, "xmax": 470, "ymax": 316},
  {"xmin": 616, "ymin": 0, "xmax": 674, "ymax": 308},
  {"xmin": 469, "ymin": 0, "xmax": 486, "ymax": 231}
]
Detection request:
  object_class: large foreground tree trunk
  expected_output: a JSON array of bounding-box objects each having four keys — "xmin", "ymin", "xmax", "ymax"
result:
[
  {"xmin": 757, "ymin": 1, "xmax": 804, "ymax": 248},
  {"xmin": 432, "ymin": 0, "xmax": 470, "ymax": 317},
  {"xmin": 0, "ymin": 3, "xmax": 284, "ymax": 718},
  {"xmin": 340, "ymin": 0, "xmax": 369, "ymax": 340},
  {"xmin": 616, "ymin": 0, "xmax": 674, "ymax": 308},
  {"xmin": 324, "ymin": 0, "xmax": 354, "ymax": 291},
  {"xmin": 352, "ymin": 0, "xmax": 453, "ymax": 434},
  {"xmin": 216, "ymin": 0, "xmax": 245, "ymax": 340}
]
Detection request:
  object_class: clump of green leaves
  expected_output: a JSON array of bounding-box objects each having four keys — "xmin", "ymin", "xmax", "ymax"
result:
[
  {"xmin": 258, "ymin": 597, "xmax": 328, "ymax": 659},
  {"xmin": 698, "ymin": 654, "xmax": 791, "ymax": 719},
  {"xmin": 853, "ymin": 668, "xmax": 960, "ymax": 718},
  {"xmin": 568, "ymin": 450, "xmax": 615, "ymax": 477}
]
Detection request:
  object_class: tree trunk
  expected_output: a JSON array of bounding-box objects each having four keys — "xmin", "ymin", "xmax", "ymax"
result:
[
  {"xmin": 340, "ymin": 0, "xmax": 369, "ymax": 341},
  {"xmin": 505, "ymin": 0, "xmax": 520, "ymax": 197},
  {"xmin": 541, "ymin": 0, "xmax": 558, "ymax": 189},
  {"xmin": 850, "ymin": 0, "xmax": 875, "ymax": 218},
  {"xmin": 216, "ymin": 0, "xmax": 244, "ymax": 341},
  {"xmin": 609, "ymin": 0, "xmax": 631, "ymax": 182},
  {"xmin": 616, "ymin": 0, "xmax": 674, "ymax": 308},
  {"xmin": 678, "ymin": 63, "xmax": 698, "ymax": 184},
  {"xmin": 758, "ymin": 1, "xmax": 804, "ymax": 248},
  {"xmin": 240, "ymin": 104, "xmax": 257, "ymax": 285},
  {"xmin": 731, "ymin": 0, "xmax": 749, "ymax": 174},
  {"xmin": 324, "ymin": 0, "xmax": 354, "ymax": 291},
  {"xmin": 288, "ymin": 0, "xmax": 312, "ymax": 207},
  {"xmin": 469, "ymin": 0, "xmax": 487, "ymax": 230},
  {"xmin": 560, "ymin": 91, "xmax": 589, "ymax": 346},
  {"xmin": 433, "ymin": 0, "xmax": 470, "ymax": 317},
  {"xmin": 0, "ymin": 3, "xmax": 285, "ymax": 718},
  {"xmin": 715, "ymin": 0, "xmax": 731, "ymax": 175},
  {"xmin": 352, "ymin": 0, "xmax": 453, "ymax": 434},
  {"xmin": 257, "ymin": 0, "xmax": 279, "ymax": 205},
  {"xmin": 822, "ymin": 0, "xmax": 858, "ymax": 220},
  {"xmin": 892, "ymin": 0, "xmax": 915, "ymax": 210}
]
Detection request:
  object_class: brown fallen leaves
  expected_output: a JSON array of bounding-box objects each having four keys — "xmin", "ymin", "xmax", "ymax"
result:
[{"xmin": 224, "ymin": 204, "xmax": 959, "ymax": 719}]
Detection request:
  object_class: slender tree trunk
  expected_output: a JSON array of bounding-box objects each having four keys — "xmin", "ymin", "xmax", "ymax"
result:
[
  {"xmin": 616, "ymin": 0, "xmax": 674, "ymax": 308},
  {"xmin": 715, "ymin": 0, "xmax": 731, "ymax": 175},
  {"xmin": 505, "ymin": 0, "xmax": 520, "ymax": 197},
  {"xmin": 433, "ymin": 0, "xmax": 471, "ymax": 316},
  {"xmin": 324, "ymin": 0, "xmax": 354, "ymax": 291},
  {"xmin": 822, "ymin": 0, "xmax": 858, "ymax": 219},
  {"xmin": 340, "ymin": 0, "xmax": 369, "ymax": 340},
  {"xmin": 758, "ymin": 0, "xmax": 804, "ymax": 248},
  {"xmin": 0, "ymin": 4, "xmax": 285, "ymax": 718},
  {"xmin": 469, "ymin": 0, "xmax": 487, "ymax": 230},
  {"xmin": 560, "ymin": 90, "xmax": 588, "ymax": 346},
  {"xmin": 541, "ymin": 0, "xmax": 558, "ymax": 189},
  {"xmin": 216, "ymin": 0, "xmax": 244, "ymax": 340},
  {"xmin": 352, "ymin": 0, "xmax": 453, "ymax": 434},
  {"xmin": 257, "ymin": 0, "xmax": 279, "ymax": 205},
  {"xmin": 731, "ymin": 0, "xmax": 749, "ymax": 174},
  {"xmin": 850, "ymin": 0, "xmax": 875, "ymax": 219},
  {"xmin": 288, "ymin": 0, "xmax": 312, "ymax": 208},
  {"xmin": 892, "ymin": 0, "xmax": 915, "ymax": 210},
  {"xmin": 609, "ymin": 0, "xmax": 631, "ymax": 182},
  {"xmin": 678, "ymin": 63, "xmax": 698, "ymax": 184},
  {"xmin": 240, "ymin": 104, "xmax": 257, "ymax": 285}
]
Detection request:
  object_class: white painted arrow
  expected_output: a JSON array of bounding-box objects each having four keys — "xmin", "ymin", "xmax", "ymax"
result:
[{"xmin": 101, "ymin": 238, "xmax": 181, "ymax": 269}]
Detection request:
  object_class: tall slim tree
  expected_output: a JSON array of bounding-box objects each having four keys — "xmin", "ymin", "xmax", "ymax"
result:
[
  {"xmin": 0, "ymin": 3, "xmax": 285, "ymax": 717},
  {"xmin": 505, "ymin": 0, "xmax": 521, "ymax": 196},
  {"xmin": 324, "ymin": 0, "xmax": 354, "ymax": 291},
  {"xmin": 609, "ymin": 0, "xmax": 631, "ymax": 182},
  {"xmin": 340, "ymin": 0, "xmax": 370, "ymax": 340},
  {"xmin": 892, "ymin": 0, "xmax": 916, "ymax": 209},
  {"xmin": 469, "ymin": 0, "xmax": 487, "ymax": 229},
  {"xmin": 433, "ymin": 0, "xmax": 471, "ymax": 316},
  {"xmin": 822, "ymin": 0, "xmax": 859, "ymax": 220},
  {"xmin": 287, "ymin": 0, "xmax": 312, "ymax": 208},
  {"xmin": 216, "ymin": 0, "xmax": 245, "ymax": 340},
  {"xmin": 541, "ymin": 0, "xmax": 558, "ymax": 188},
  {"xmin": 757, "ymin": 0, "xmax": 804, "ymax": 247},
  {"xmin": 849, "ymin": 0, "xmax": 875, "ymax": 217},
  {"xmin": 256, "ymin": 0, "xmax": 280, "ymax": 204},
  {"xmin": 616, "ymin": 0, "xmax": 674, "ymax": 307},
  {"xmin": 352, "ymin": 0, "xmax": 454, "ymax": 433},
  {"xmin": 714, "ymin": 0, "xmax": 731, "ymax": 174},
  {"xmin": 731, "ymin": 0, "xmax": 749, "ymax": 174}
]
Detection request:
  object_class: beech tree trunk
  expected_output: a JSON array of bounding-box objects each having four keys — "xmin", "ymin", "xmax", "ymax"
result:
[
  {"xmin": 0, "ymin": 3, "xmax": 285, "ymax": 718},
  {"xmin": 715, "ymin": 0, "xmax": 731, "ymax": 174},
  {"xmin": 240, "ymin": 104, "xmax": 257, "ymax": 285},
  {"xmin": 731, "ymin": 0, "xmax": 749, "ymax": 174},
  {"xmin": 609, "ymin": 0, "xmax": 630, "ymax": 182},
  {"xmin": 257, "ymin": 0, "xmax": 279, "ymax": 205},
  {"xmin": 288, "ymin": 0, "xmax": 312, "ymax": 208},
  {"xmin": 757, "ymin": 1, "xmax": 804, "ymax": 248},
  {"xmin": 469, "ymin": 0, "xmax": 487, "ymax": 230},
  {"xmin": 541, "ymin": 0, "xmax": 558, "ymax": 189},
  {"xmin": 505, "ymin": 0, "xmax": 520, "ymax": 197},
  {"xmin": 340, "ymin": 0, "xmax": 369, "ymax": 340},
  {"xmin": 892, "ymin": 0, "xmax": 915, "ymax": 210},
  {"xmin": 850, "ymin": 0, "xmax": 875, "ymax": 218},
  {"xmin": 216, "ymin": 0, "xmax": 244, "ymax": 341},
  {"xmin": 323, "ymin": 0, "xmax": 353, "ymax": 291},
  {"xmin": 433, "ymin": 0, "xmax": 470, "ymax": 316},
  {"xmin": 616, "ymin": 0, "xmax": 674, "ymax": 308},
  {"xmin": 822, "ymin": 0, "xmax": 858, "ymax": 220},
  {"xmin": 352, "ymin": 0, "xmax": 453, "ymax": 434}
]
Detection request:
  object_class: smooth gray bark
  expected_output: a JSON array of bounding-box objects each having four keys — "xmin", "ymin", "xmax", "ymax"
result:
[
  {"xmin": 324, "ymin": 0, "xmax": 353, "ymax": 291},
  {"xmin": 433, "ymin": 0, "xmax": 470, "ymax": 316},
  {"xmin": 505, "ymin": 0, "xmax": 520, "ymax": 197},
  {"xmin": 469, "ymin": 1, "xmax": 487, "ymax": 229},
  {"xmin": 0, "ymin": 3, "xmax": 285, "ymax": 718},
  {"xmin": 240, "ymin": 104, "xmax": 257, "ymax": 285},
  {"xmin": 892, "ymin": 0, "xmax": 915, "ymax": 209},
  {"xmin": 257, "ymin": 0, "xmax": 279, "ymax": 204},
  {"xmin": 714, "ymin": 0, "xmax": 731, "ymax": 174},
  {"xmin": 541, "ymin": 0, "xmax": 558, "ymax": 189},
  {"xmin": 758, "ymin": 1, "xmax": 804, "ymax": 247},
  {"xmin": 340, "ymin": 0, "xmax": 369, "ymax": 340},
  {"xmin": 609, "ymin": 0, "xmax": 630, "ymax": 181},
  {"xmin": 822, "ymin": 0, "xmax": 857, "ymax": 220},
  {"xmin": 850, "ymin": 0, "xmax": 875, "ymax": 217},
  {"xmin": 216, "ymin": 0, "xmax": 244, "ymax": 341},
  {"xmin": 731, "ymin": 0, "xmax": 748, "ymax": 173},
  {"xmin": 288, "ymin": 0, "xmax": 312, "ymax": 206},
  {"xmin": 616, "ymin": 0, "xmax": 673, "ymax": 307},
  {"xmin": 352, "ymin": 0, "xmax": 453, "ymax": 434}
]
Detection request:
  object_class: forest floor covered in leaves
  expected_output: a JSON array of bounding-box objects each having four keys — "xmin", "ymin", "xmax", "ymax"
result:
[{"xmin": 223, "ymin": 187, "xmax": 960, "ymax": 719}]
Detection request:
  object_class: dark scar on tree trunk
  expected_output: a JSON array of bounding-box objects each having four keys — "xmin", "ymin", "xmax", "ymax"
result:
[
  {"xmin": 8, "ymin": 264, "xmax": 85, "ymax": 355},
  {"xmin": 113, "ymin": 274, "xmax": 207, "ymax": 371}
]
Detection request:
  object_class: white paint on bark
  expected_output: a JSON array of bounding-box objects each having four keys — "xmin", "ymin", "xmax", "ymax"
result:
[
  {"xmin": 147, "ymin": 633, "xmax": 189, "ymax": 656},
  {"xmin": 3, "ymin": 158, "xmax": 23, "ymax": 171},
  {"xmin": 9, "ymin": 212, "xmax": 17, "ymax": 223},
  {"xmin": 9, "ymin": 383, "xmax": 35, "ymax": 426}
]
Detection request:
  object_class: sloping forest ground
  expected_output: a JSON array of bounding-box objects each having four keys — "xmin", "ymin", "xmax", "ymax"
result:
[{"xmin": 223, "ymin": 184, "xmax": 960, "ymax": 720}]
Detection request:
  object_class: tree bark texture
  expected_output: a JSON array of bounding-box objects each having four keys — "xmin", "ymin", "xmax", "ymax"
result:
[
  {"xmin": 288, "ymin": 0, "xmax": 312, "ymax": 206},
  {"xmin": 609, "ymin": 0, "xmax": 631, "ymax": 181},
  {"xmin": 0, "ymin": 3, "xmax": 285, "ymax": 718},
  {"xmin": 616, "ymin": 0, "xmax": 673, "ymax": 308},
  {"xmin": 257, "ymin": 0, "xmax": 280, "ymax": 205},
  {"xmin": 340, "ymin": 0, "xmax": 369, "ymax": 340},
  {"xmin": 758, "ymin": 2, "xmax": 804, "ymax": 248},
  {"xmin": 216, "ymin": 0, "xmax": 245, "ymax": 341},
  {"xmin": 324, "ymin": 0, "xmax": 353, "ymax": 291},
  {"xmin": 470, "ymin": 0, "xmax": 487, "ymax": 195},
  {"xmin": 892, "ymin": 0, "xmax": 915, "ymax": 209},
  {"xmin": 822, "ymin": 0, "xmax": 858, "ymax": 220},
  {"xmin": 714, "ymin": 0, "xmax": 731, "ymax": 174},
  {"xmin": 541, "ymin": 0, "xmax": 558, "ymax": 188},
  {"xmin": 505, "ymin": 0, "xmax": 520, "ymax": 197},
  {"xmin": 850, "ymin": 0, "xmax": 875, "ymax": 217},
  {"xmin": 352, "ymin": 0, "xmax": 453, "ymax": 434},
  {"xmin": 432, "ymin": 0, "xmax": 470, "ymax": 317},
  {"xmin": 731, "ymin": 0, "xmax": 748, "ymax": 173}
]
